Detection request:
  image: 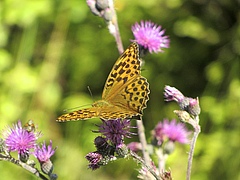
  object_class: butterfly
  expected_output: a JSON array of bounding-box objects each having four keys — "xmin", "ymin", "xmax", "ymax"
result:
[{"xmin": 56, "ymin": 42, "xmax": 150, "ymax": 122}]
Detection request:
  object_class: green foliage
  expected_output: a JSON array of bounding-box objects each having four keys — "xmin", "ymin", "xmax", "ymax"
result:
[{"xmin": 0, "ymin": 0, "xmax": 239, "ymax": 179}]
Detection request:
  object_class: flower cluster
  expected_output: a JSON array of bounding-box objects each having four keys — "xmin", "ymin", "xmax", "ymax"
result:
[
  {"xmin": 86, "ymin": 119, "xmax": 134, "ymax": 170},
  {"xmin": 1, "ymin": 120, "xmax": 57, "ymax": 178}
]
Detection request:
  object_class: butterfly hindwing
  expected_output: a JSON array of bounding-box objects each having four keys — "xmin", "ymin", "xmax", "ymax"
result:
[
  {"xmin": 57, "ymin": 107, "xmax": 100, "ymax": 122},
  {"xmin": 109, "ymin": 76, "xmax": 150, "ymax": 115}
]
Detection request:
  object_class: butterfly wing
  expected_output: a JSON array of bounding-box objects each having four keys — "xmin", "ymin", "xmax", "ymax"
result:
[
  {"xmin": 98, "ymin": 106, "xmax": 138, "ymax": 120},
  {"xmin": 102, "ymin": 42, "xmax": 141, "ymax": 100},
  {"xmin": 102, "ymin": 42, "xmax": 150, "ymax": 116},
  {"xmin": 108, "ymin": 76, "xmax": 150, "ymax": 116},
  {"xmin": 56, "ymin": 107, "xmax": 101, "ymax": 122},
  {"xmin": 56, "ymin": 103, "xmax": 138, "ymax": 122}
]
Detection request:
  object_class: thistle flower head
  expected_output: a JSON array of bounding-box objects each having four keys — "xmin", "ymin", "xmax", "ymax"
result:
[
  {"xmin": 132, "ymin": 21, "xmax": 170, "ymax": 54},
  {"xmin": 33, "ymin": 141, "xmax": 56, "ymax": 175},
  {"xmin": 2, "ymin": 120, "xmax": 39, "ymax": 154},
  {"xmin": 34, "ymin": 140, "xmax": 56, "ymax": 163},
  {"xmin": 164, "ymin": 85, "xmax": 185, "ymax": 103},
  {"xmin": 153, "ymin": 119, "xmax": 190, "ymax": 144},
  {"xmin": 86, "ymin": 152, "xmax": 103, "ymax": 170},
  {"xmin": 97, "ymin": 119, "xmax": 134, "ymax": 146},
  {"xmin": 85, "ymin": 151, "xmax": 116, "ymax": 170},
  {"xmin": 164, "ymin": 85, "xmax": 201, "ymax": 116},
  {"xmin": 162, "ymin": 119, "xmax": 190, "ymax": 143}
]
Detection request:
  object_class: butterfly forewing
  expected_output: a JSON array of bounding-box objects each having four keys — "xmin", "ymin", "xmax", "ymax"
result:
[{"xmin": 102, "ymin": 43, "xmax": 141, "ymax": 100}]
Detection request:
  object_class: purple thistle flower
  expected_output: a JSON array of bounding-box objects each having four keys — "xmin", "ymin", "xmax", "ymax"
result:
[
  {"xmin": 97, "ymin": 119, "xmax": 134, "ymax": 146},
  {"xmin": 34, "ymin": 140, "xmax": 56, "ymax": 163},
  {"xmin": 162, "ymin": 119, "xmax": 190, "ymax": 144},
  {"xmin": 86, "ymin": 151, "xmax": 117, "ymax": 170},
  {"xmin": 164, "ymin": 85, "xmax": 185, "ymax": 103},
  {"xmin": 164, "ymin": 85, "xmax": 201, "ymax": 116},
  {"xmin": 34, "ymin": 141, "xmax": 56, "ymax": 176},
  {"xmin": 86, "ymin": 152, "xmax": 103, "ymax": 170},
  {"xmin": 153, "ymin": 119, "xmax": 190, "ymax": 144},
  {"xmin": 3, "ymin": 120, "xmax": 38, "ymax": 154},
  {"xmin": 164, "ymin": 85, "xmax": 190, "ymax": 110},
  {"xmin": 132, "ymin": 21, "xmax": 170, "ymax": 53}
]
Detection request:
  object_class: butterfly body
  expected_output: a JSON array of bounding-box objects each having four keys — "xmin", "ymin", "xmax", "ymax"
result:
[{"xmin": 57, "ymin": 42, "xmax": 150, "ymax": 122}]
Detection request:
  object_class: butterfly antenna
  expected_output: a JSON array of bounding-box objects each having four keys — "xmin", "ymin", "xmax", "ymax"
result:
[
  {"xmin": 87, "ymin": 86, "xmax": 94, "ymax": 102},
  {"xmin": 62, "ymin": 86, "xmax": 94, "ymax": 113}
]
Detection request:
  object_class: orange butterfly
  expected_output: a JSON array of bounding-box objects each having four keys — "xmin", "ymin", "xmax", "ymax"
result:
[{"xmin": 56, "ymin": 42, "xmax": 149, "ymax": 122}]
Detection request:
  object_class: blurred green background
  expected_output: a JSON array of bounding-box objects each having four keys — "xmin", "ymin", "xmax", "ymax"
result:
[{"xmin": 0, "ymin": 0, "xmax": 239, "ymax": 179}]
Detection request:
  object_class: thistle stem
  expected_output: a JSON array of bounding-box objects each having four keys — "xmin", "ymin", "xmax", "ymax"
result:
[
  {"xmin": 186, "ymin": 115, "xmax": 200, "ymax": 180},
  {"xmin": 107, "ymin": 0, "xmax": 124, "ymax": 54}
]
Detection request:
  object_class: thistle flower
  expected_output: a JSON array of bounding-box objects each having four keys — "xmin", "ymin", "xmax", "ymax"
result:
[
  {"xmin": 86, "ymin": 152, "xmax": 103, "ymax": 170},
  {"xmin": 97, "ymin": 119, "xmax": 134, "ymax": 146},
  {"xmin": 153, "ymin": 119, "xmax": 190, "ymax": 144},
  {"xmin": 34, "ymin": 140, "xmax": 56, "ymax": 163},
  {"xmin": 132, "ymin": 21, "xmax": 170, "ymax": 53},
  {"xmin": 34, "ymin": 140, "xmax": 56, "ymax": 175},
  {"xmin": 86, "ymin": 151, "xmax": 116, "ymax": 170},
  {"xmin": 3, "ymin": 120, "xmax": 39, "ymax": 156},
  {"xmin": 164, "ymin": 85, "xmax": 185, "ymax": 103},
  {"xmin": 164, "ymin": 85, "xmax": 201, "ymax": 116},
  {"xmin": 162, "ymin": 119, "xmax": 190, "ymax": 144}
]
